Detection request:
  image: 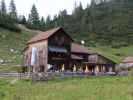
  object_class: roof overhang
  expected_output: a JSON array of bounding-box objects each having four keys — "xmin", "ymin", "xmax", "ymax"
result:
[
  {"xmin": 71, "ymin": 54, "xmax": 83, "ymax": 60},
  {"xmin": 27, "ymin": 27, "xmax": 74, "ymax": 44}
]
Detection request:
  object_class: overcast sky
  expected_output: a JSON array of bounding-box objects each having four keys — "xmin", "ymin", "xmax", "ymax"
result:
[{"xmin": 5, "ymin": 0, "xmax": 91, "ymax": 18}]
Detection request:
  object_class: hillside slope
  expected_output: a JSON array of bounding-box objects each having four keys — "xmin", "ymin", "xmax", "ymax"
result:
[
  {"xmin": 0, "ymin": 26, "xmax": 133, "ymax": 65},
  {"xmin": 0, "ymin": 26, "xmax": 37, "ymax": 65}
]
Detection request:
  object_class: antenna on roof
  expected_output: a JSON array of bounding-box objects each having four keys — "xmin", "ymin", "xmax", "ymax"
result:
[{"xmin": 81, "ymin": 40, "xmax": 85, "ymax": 45}]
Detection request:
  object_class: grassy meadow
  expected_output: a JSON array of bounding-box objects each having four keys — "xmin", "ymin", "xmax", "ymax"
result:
[
  {"xmin": 0, "ymin": 65, "xmax": 22, "ymax": 73},
  {"xmin": 0, "ymin": 77, "xmax": 133, "ymax": 100},
  {"xmin": 0, "ymin": 27, "xmax": 37, "ymax": 65}
]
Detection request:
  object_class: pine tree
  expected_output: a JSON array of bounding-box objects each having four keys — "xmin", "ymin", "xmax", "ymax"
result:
[
  {"xmin": 21, "ymin": 15, "xmax": 26, "ymax": 24},
  {"xmin": 72, "ymin": 2, "xmax": 84, "ymax": 32},
  {"xmin": 53, "ymin": 15, "xmax": 58, "ymax": 27},
  {"xmin": 73, "ymin": 2, "xmax": 83, "ymax": 20},
  {"xmin": 40, "ymin": 17, "xmax": 45, "ymax": 30},
  {"xmin": 0, "ymin": 0, "xmax": 7, "ymax": 15},
  {"xmin": 28, "ymin": 4, "xmax": 40, "ymax": 28},
  {"xmin": 18, "ymin": 15, "xmax": 26, "ymax": 24},
  {"xmin": 59, "ymin": 10, "xmax": 67, "ymax": 17},
  {"xmin": 91, "ymin": 0, "xmax": 96, "ymax": 7},
  {"xmin": 27, "ymin": 14, "xmax": 32, "ymax": 25},
  {"xmin": 45, "ymin": 15, "xmax": 52, "ymax": 29},
  {"xmin": 57, "ymin": 10, "xmax": 67, "ymax": 27},
  {"xmin": 81, "ymin": 6, "xmax": 91, "ymax": 32},
  {"xmin": 9, "ymin": 0, "xmax": 17, "ymax": 19}
]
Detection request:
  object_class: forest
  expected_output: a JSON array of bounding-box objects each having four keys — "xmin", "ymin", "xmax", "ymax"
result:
[{"xmin": 0, "ymin": 0, "xmax": 133, "ymax": 47}]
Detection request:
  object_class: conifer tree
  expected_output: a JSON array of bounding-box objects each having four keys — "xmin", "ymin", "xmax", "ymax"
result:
[
  {"xmin": 40, "ymin": 17, "xmax": 45, "ymax": 29},
  {"xmin": 21, "ymin": 15, "xmax": 26, "ymax": 24},
  {"xmin": 28, "ymin": 4, "xmax": 40, "ymax": 28},
  {"xmin": 0, "ymin": 0, "xmax": 7, "ymax": 15},
  {"xmin": 9, "ymin": 0, "xmax": 17, "ymax": 19},
  {"xmin": 45, "ymin": 15, "xmax": 52, "ymax": 29},
  {"xmin": 18, "ymin": 15, "xmax": 26, "ymax": 24},
  {"xmin": 91, "ymin": 0, "xmax": 96, "ymax": 7},
  {"xmin": 73, "ymin": 2, "xmax": 83, "ymax": 20}
]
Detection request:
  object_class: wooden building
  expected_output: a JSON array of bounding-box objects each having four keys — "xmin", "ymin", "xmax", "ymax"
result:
[
  {"xmin": 120, "ymin": 57, "xmax": 133, "ymax": 67},
  {"xmin": 87, "ymin": 53, "xmax": 116, "ymax": 73},
  {"xmin": 23, "ymin": 27, "xmax": 116, "ymax": 74}
]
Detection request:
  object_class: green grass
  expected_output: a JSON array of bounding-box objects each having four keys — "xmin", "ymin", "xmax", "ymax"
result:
[
  {"xmin": 0, "ymin": 27, "xmax": 37, "ymax": 65},
  {"xmin": 0, "ymin": 65, "xmax": 22, "ymax": 72},
  {"xmin": 0, "ymin": 77, "xmax": 133, "ymax": 100}
]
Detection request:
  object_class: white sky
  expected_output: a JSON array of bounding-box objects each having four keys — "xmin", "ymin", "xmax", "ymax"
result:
[{"xmin": 5, "ymin": 0, "xmax": 91, "ymax": 19}]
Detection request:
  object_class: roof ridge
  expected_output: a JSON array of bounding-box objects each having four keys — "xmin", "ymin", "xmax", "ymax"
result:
[{"xmin": 27, "ymin": 27, "xmax": 62, "ymax": 44}]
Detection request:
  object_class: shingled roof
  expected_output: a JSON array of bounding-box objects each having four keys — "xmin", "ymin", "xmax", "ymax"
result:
[
  {"xmin": 71, "ymin": 43, "xmax": 89, "ymax": 54},
  {"xmin": 27, "ymin": 27, "xmax": 73, "ymax": 44}
]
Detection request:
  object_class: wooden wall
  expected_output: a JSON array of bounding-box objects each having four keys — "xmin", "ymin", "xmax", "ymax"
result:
[
  {"xmin": 88, "ymin": 54, "xmax": 115, "ymax": 65},
  {"xmin": 24, "ymin": 40, "xmax": 48, "ymax": 72}
]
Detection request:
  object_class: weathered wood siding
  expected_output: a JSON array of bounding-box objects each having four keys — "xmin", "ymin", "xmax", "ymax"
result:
[
  {"xmin": 48, "ymin": 30, "xmax": 72, "ymax": 51},
  {"xmin": 97, "ymin": 55, "xmax": 112, "ymax": 64},
  {"xmin": 23, "ymin": 48, "xmax": 31, "ymax": 67},
  {"xmin": 24, "ymin": 40, "xmax": 48, "ymax": 72},
  {"xmin": 88, "ymin": 54, "xmax": 115, "ymax": 65},
  {"xmin": 48, "ymin": 30, "xmax": 72, "ymax": 65}
]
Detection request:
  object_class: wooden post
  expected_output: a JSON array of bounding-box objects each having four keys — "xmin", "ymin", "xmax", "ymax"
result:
[
  {"xmin": 109, "ymin": 67, "xmax": 113, "ymax": 72},
  {"xmin": 43, "ymin": 46, "xmax": 48, "ymax": 73},
  {"xmin": 79, "ymin": 66, "xmax": 82, "ymax": 72},
  {"xmin": 96, "ymin": 65, "xmax": 99, "ymax": 72},
  {"xmin": 103, "ymin": 65, "xmax": 105, "ymax": 72},
  {"xmin": 27, "ymin": 66, "xmax": 31, "ymax": 78},
  {"xmin": 99, "ymin": 65, "xmax": 101, "ymax": 72}
]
